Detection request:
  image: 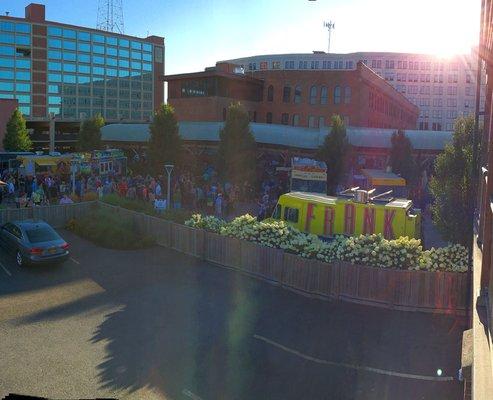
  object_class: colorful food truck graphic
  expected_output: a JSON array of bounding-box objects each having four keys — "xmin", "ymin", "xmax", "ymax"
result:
[{"xmin": 272, "ymin": 190, "xmax": 421, "ymax": 240}]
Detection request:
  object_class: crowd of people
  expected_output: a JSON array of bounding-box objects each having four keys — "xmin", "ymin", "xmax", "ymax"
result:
[{"xmin": 0, "ymin": 160, "xmax": 289, "ymax": 221}]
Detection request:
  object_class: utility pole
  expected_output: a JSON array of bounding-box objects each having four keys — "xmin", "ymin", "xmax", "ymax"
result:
[
  {"xmin": 49, "ymin": 112, "xmax": 55, "ymax": 154},
  {"xmin": 323, "ymin": 21, "xmax": 335, "ymax": 53}
]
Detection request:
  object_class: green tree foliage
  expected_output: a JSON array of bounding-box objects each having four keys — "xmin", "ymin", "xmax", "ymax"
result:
[
  {"xmin": 3, "ymin": 108, "xmax": 32, "ymax": 151},
  {"xmin": 217, "ymin": 102, "xmax": 257, "ymax": 186},
  {"xmin": 389, "ymin": 129, "xmax": 417, "ymax": 185},
  {"xmin": 317, "ymin": 115, "xmax": 349, "ymax": 195},
  {"xmin": 148, "ymin": 104, "xmax": 183, "ymax": 173},
  {"xmin": 77, "ymin": 113, "xmax": 104, "ymax": 151},
  {"xmin": 429, "ymin": 116, "xmax": 474, "ymax": 246}
]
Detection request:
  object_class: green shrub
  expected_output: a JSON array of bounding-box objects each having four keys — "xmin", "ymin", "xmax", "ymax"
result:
[
  {"xmin": 101, "ymin": 194, "xmax": 191, "ymax": 224},
  {"xmin": 68, "ymin": 208, "xmax": 155, "ymax": 250}
]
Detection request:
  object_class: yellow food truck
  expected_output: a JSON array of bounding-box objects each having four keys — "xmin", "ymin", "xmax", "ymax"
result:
[{"xmin": 272, "ymin": 190, "xmax": 421, "ymax": 240}]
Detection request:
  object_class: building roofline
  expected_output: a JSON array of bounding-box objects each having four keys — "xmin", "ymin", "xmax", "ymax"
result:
[
  {"xmin": 163, "ymin": 69, "xmax": 263, "ymax": 84},
  {"xmin": 0, "ymin": 15, "xmax": 164, "ymax": 44}
]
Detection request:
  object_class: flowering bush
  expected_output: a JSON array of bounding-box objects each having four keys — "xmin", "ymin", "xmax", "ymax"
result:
[
  {"xmin": 184, "ymin": 214, "xmax": 469, "ymax": 272},
  {"xmin": 184, "ymin": 214, "xmax": 226, "ymax": 233}
]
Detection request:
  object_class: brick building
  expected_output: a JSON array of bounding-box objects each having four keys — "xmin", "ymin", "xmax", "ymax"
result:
[
  {"xmin": 0, "ymin": 3, "xmax": 165, "ymax": 146},
  {"xmin": 165, "ymin": 61, "xmax": 419, "ymax": 129}
]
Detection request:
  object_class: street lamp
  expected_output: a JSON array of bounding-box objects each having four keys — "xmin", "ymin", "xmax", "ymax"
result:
[{"xmin": 164, "ymin": 164, "xmax": 174, "ymax": 210}]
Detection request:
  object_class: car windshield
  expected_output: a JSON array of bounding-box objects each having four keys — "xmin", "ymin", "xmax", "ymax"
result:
[{"xmin": 25, "ymin": 226, "xmax": 60, "ymax": 243}]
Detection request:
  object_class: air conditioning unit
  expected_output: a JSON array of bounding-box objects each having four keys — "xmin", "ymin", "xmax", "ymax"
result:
[{"xmin": 354, "ymin": 190, "xmax": 369, "ymax": 203}]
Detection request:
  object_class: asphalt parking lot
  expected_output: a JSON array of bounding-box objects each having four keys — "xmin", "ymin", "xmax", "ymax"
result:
[{"xmin": 0, "ymin": 229, "xmax": 465, "ymax": 400}]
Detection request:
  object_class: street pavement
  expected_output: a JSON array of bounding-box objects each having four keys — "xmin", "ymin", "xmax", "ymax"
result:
[{"xmin": 0, "ymin": 230, "xmax": 465, "ymax": 400}]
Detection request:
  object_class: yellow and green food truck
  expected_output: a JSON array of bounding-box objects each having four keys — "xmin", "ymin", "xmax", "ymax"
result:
[{"xmin": 272, "ymin": 191, "xmax": 421, "ymax": 240}]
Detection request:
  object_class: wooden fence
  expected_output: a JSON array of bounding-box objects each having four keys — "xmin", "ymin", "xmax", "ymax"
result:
[
  {"xmin": 0, "ymin": 201, "xmax": 96, "ymax": 228},
  {"xmin": 97, "ymin": 201, "xmax": 468, "ymax": 315}
]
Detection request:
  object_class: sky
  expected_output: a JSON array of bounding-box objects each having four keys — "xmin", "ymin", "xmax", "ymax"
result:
[{"xmin": 3, "ymin": 0, "xmax": 481, "ymax": 75}]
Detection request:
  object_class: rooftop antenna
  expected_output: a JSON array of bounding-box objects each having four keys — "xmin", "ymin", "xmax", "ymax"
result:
[
  {"xmin": 323, "ymin": 20, "xmax": 335, "ymax": 53},
  {"xmin": 97, "ymin": 0, "xmax": 125, "ymax": 34},
  {"xmin": 5, "ymin": 11, "xmax": 9, "ymax": 16}
]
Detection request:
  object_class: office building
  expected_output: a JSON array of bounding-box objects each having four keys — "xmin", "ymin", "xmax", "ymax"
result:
[
  {"xmin": 224, "ymin": 50, "xmax": 482, "ymax": 131},
  {"xmin": 165, "ymin": 61, "xmax": 418, "ymax": 130},
  {"xmin": 0, "ymin": 3, "xmax": 164, "ymax": 137}
]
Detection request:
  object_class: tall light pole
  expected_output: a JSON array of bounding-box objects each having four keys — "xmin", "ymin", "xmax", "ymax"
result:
[
  {"xmin": 323, "ymin": 20, "xmax": 335, "ymax": 53},
  {"xmin": 165, "ymin": 164, "xmax": 174, "ymax": 210},
  {"xmin": 49, "ymin": 112, "xmax": 55, "ymax": 154}
]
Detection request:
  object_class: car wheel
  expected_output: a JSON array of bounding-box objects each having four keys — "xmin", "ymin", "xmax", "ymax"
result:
[{"xmin": 16, "ymin": 250, "xmax": 23, "ymax": 267}]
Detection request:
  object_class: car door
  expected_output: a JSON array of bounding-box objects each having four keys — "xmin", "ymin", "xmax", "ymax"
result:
[{"xmin": 10, "ymin": 225, "xmax": 25, "ymax": 253}]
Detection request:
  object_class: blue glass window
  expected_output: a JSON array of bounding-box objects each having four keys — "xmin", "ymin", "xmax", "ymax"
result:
[
  {"xmin": 48, "ymin": 38, "xmax": 62, "ymax": 48},
  {"xmin": 106, "ymin": 57, "xmax": 117, "ymax": 66},
  {"xmin": 106, "ymin": 68, "xmax": 117, "ymax": 77},
  {"xmin": 78, "ymin": 76, "xmax": 90, "ymax": 84},
  {"xmin": 0, "ymin": 22, "xmax": 14, "ymax": 32},
  {"xmin": 15, "ymin": 35, "xmax": 30, "ymax": 46},
  {"xmin": 118, "ymin": 69, "xmax": 129, "ymax": 77},
  {"xmin": 63, "ymin": 63, "xmax": 76, "ymax": 72},
  {"xmin": 107, "ymin": 36, "xmax": 117, "ymax": 46},
  {"xmin": 118, "ymin": 49, "xmax": 129, "ymax": 58},
  {"xmin": 48, "ymin": 50, "xmax": 61, "ymax": 59},
  {"xmin": 0, "ymin": 70, "xmax": 14, "ymax": 79},
  {"xmin": 130, "ymin": 70, "xmax": 141, "ymax": 77},
  {"xmin": 16, "ymin": 71, "xmax": 30, "ymax": 80},
  {"xmin": 15, "ymin": 23, "xmax": 30, "ymax": 33},
  {"xmin": 131, "ymin": 41, "xmax": 141, "ymax": 50},
  {"xmin": 48, "ymin": 73, "xmax": 62, "ymax": 82},
  {"xmin": 63, "ymin": 29, "xmax": 76, "ymax": 38},
  {"xmin": 15, "ymin": 59, "xmax": 30, "ymax": 69},
  {"xmin": 93, "ymin": 45, "xmax": 105, "ymax": 54},
  {"xmin": 48, "ymin": 107, "xmax": 61, "ymax": 115},
  {"xmin": 48, "ymin": 61, "xmax": 61, "ymax": 71},
  {"xmin": 15, "ymin": 94, "xmax": 30, "ymax": 103},
  {"xmin": 15, "ymin": 83, "xmax": 30, "ymax": 92},
  {"xmin": 18, "ymin": 106, "xmax": 30, "ymax": 115},
  {"xmin": 63, "ymin": 40, "xmax": 76, "ymax": 50},
  {"xmin": 118, "ymin": 38, "xmax": 129, "ymax": 47},
  {"xmin": 93, "ymin": 56, "xmax": 105, "ymax": 65},
  {"xmin": 0, "ymin": 45, "xmax": 14, "ymax": 56},
  {"xmin": 63, "ymin": 75, "xmax": 76, "ymax": 83},
  {"xmin": 78, "ymin": 53, "xmax": 90, "ymax": 63},
  {"xmin": 92, "ymin": 34, "xmax": 105, "ymax": 43},
  {"xmin": 78, "ymin": 42, "xmax": 90, "ymax": 52},
  {"xmin": 78, "ymin": 31, "xmax": 90, "ymax": 41},
  {"xmin": 0, "ymin": 93, "xmax": 14, "ymax": 99},
  {"xmin": 0, "ymin": 33, "xmax": 15, "ymax": 44},
  {"xmin": 48, "ymin": 85, "xmax": 59, "ymax": 93},
  {"xmin": 62, "ymin": 52, "xmax": 76, "ymax": 61},
  {"xmin": 107, "ymin": 47, "xmax": 117, "ymax": 56},
  {"xmin": 142, "ymin": 53, "xmax": 152, "ymax": 62},
  {"xmin": 92, "ymin": 66, "xmax": 104, "ymax": 75},
  {"xmin": 48, "ymin": 26, "xmax": 62, "ymax": 36},
  {"xmin": 131, "ymin": 61, "xmax": 141, "ymax": 70},
  {"xmin": 142, "ymin": 43, "xmax": 152, "ymax": 52},
  {"xmin": 78, "ymin": 65, "xmax": 90, "ymax": 74},
  {"xmin": 0, "ymin": 57, "xmax": 14, "ymax": 68},
  {"xmin": 131, "ymin": 51, "xmax": 141, "ymax": 60},
  {"xmin": 48, "ymin": 96, "xmax": 62, "ymax": 104},
  {"xmin": 118, "ymin": 59, "xmax": 129, "ymax": 68},
  {"xmin": 0, "ymin": 82, "xmax": 14, "ymax": 91},
  {"xmin": 142, "ymin": 63, "xmax": 152, "ymax": 71}
]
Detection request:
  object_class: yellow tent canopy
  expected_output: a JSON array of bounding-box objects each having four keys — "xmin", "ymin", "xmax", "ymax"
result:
[
  {"xmin": 361, "ymin": 169, "xmax": 406, "ymax": 187},
  {"xmin": 34, "ymin": 159, "xmax": 57, "ymax": 166}
]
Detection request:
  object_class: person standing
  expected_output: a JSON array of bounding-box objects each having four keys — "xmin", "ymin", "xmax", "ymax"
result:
[{"xmin": 215, "ymin": 192, "xmax": 223, "ymax": 218}]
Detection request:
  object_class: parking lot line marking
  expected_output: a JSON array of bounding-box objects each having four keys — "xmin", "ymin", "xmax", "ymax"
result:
[
  {"xmin": 70, "ymin": 257, "xmax": 80, "ymax": 265},
  {"xmin": 182, "ymin": 389, "xmax": 203, "ymax": 400},
  {"xmin": 0, "ymin": 261, "xmax": 11, "ymax": 276},
  {"xmin": 253, "ymin": 334, "xmax": 454, "ymax": 382}
]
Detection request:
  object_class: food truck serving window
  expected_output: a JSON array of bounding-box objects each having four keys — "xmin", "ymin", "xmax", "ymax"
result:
[
  {"xmin": 284, "ymin": 207, "xmax": 299, "ymax": 223},
  {"xmin": 272, "ymin": 204, "xmax": 281, "ymax": 219}
]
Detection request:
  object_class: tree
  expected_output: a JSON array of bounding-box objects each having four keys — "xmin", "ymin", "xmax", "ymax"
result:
[
  {"xmin": 3, "ymin": 108, "xmax": 32, "ymax": 151},
  {"xmin": 389, "ymin": 129, "xmax": 417, "ymax": 185},
  {"xmin": 217, "ymin": 102, "xmax": 257, "ymax": 186},
  {"xmin": 429, "ymin": 116, "xmax": 474, "ymax": 246},
  {"xmin": 317, "ymin": 114, "xmax": 349, "ymax": 195},
  {"xmin": 148, "ymin": 104, "xmax": 183, "ymax": 173},
  {"xmin": 77, "ymin": 113, "xmax": 104, "ymax": 151}
]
